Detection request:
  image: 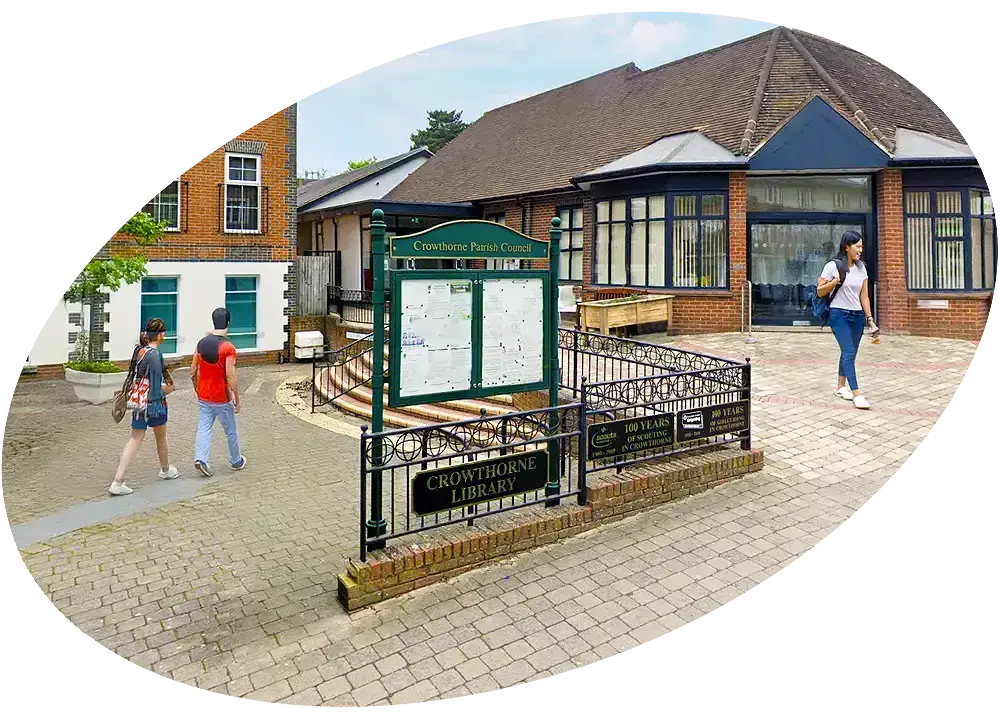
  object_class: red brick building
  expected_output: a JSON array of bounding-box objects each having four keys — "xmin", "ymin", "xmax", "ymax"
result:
[
  {"xmin": 384, "ymin": 27, "xmax": 993, "ymax": 340},
  {"xmin": 28, "ymin": 106, "xmax": 297, "ymax": 374}
]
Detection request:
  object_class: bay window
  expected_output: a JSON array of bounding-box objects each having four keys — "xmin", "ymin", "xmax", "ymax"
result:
[
  {"xmin": 905, "ymin": 187, "xmax": 996, "ymax": 291},
  {"xmin": 594, "ymin": 192, "xmax": 728, "ymax": 289}
]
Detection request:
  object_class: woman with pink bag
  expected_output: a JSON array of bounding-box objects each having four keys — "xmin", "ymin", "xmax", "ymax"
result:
[{"xmin": 108, "ymin": 318, "xmax": 178, "ymax": 495}]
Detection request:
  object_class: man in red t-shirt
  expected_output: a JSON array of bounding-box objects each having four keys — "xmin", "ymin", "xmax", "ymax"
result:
[{"xmin": 191, "ymin": 307, "xmax": 246, "ymax": 476}]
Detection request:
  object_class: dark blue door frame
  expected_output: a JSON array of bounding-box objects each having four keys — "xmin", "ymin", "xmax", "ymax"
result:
[{"xmin": 746, "ymin": 211, "xmax": 877, "ymax": 326}]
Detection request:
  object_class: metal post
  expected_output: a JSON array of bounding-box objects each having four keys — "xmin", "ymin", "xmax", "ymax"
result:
[
  {"xmin": 311, "ymin": 356, "xmax": 316, "ymax": 413},
  {"xmin": 744, "ymin": 279, "xmax": 756, "ymax": 344},
  {"xmin": 572, "ymin": 328, "xmax": 580, "ymax": 399},
  {"xmin": 741, "ymin": 357, "xmax": 752, "ymax": 451},
  {"xmin": 366, "ymin": 209, "xmax": 388, "ymax": 549},
  {"xmin": 577, "ymin": 378, "xmax": 588, "ymax": 506},
  {"xmin": 546, "ymin": 216, "xmax": 562, "ymax": 507},
  {"xmin": 360, "ymin": 426, "xmax": 369, "ymax": 562}
]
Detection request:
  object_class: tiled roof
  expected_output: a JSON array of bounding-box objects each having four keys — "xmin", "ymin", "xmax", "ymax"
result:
[
  {"xmin": 298, "ymin": 147, "xmax": 432, "ymax": 209},
  {"xmin": 387, "ymin": 26, "xmax": 964, "ymax": 204}
]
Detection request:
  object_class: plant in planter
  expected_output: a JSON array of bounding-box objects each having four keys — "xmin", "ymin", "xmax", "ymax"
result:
[{"xmin": 62, "ymin": 211, "xmax": 166, "ymax": 405}]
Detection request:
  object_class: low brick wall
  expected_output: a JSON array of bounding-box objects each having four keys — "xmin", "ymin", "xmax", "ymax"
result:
[{"xmin": 338, "ymin": 446, "xmax": 764, "ymax": 611}]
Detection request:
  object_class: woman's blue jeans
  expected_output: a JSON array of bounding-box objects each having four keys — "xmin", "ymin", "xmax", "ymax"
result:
[{"xmin": 829, "ymin": 308, "xmax": 866, "ymax": 391}]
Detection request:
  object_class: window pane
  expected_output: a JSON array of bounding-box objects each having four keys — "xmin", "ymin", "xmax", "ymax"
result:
[
  {"xmin": 226, "ymin": 185, "xmax": 260, "ymax": 231},
  {"xmin": 971, "ymin": 219, "xmax": 983, "ymax": 290},
  {"xmin": 702, "ymin": 195, "xmax": 725, "ymax": 216},
  {"xmin": 971, "ymin": 191, "xmax": 983, "ymax": 216},
  {"xmin": 596, "ymin": 201, "xmax": 609, "ymax": 223},
  {"xmin": 227, "ymin": 293, "xmax": 257, "ymax": 322},
  {"xmin": 228, "ymin": 156, "xmax": 242, "ymax": 180},
  {"xmin": 701, "ymin": 219, "xmax": 727, "ymax": 287},
  {"xmin": 985, "ymin": 195, "xmax": 994, "ymax": 216},
  {"xmin": 229, "ymin": 333, "xmax": 257, "ymax": 350},
  {"xmin": 672, "ymin": 219, "xmax": 698, "ymax": 287},
  {"xmin": 141, "ymin": 277, "xmax": 177, "ymax": 293},
  {"xmin": 935, "ymin": 217, "xmax": 963, "ymax": 238},
  {"xmin": 648, "ymin": 195, "xmax": 665, "ymax": 219},
  {"xmin": 560, "ymin": 225, "xmax": 570, "ymax": 250},
  {"xmin": 242, "ymin": 157, "xmax": 257, "ymax": 182},
  {"xmin": 905, "ymin": 191, "xmax": 930, "ymax": 214},
  {"xmin": 143, "ymin": 181, "xmax": 180, "ymax": 229},
  {"xmin": 985, "ymin": 218, "xmax": 996, "ymax": 289},
  {"xmin": 226, "ymin": 276, "xmax": 256, "ymax": 292},
  {"xmin": 630, "ymin": 222, "xmax": 647, "ymax": 286},
  {"xmin": 674, "ymin": 195, "xmax": 696, "ymax": 217},
  {"xmin": 596, "ymin": 224, "xmax": 609, "ymax": 283},
  {"xmin": 571, "ymin": 251, "xmax": 583, "ymax": 282},
  {"xmin": 648, "ymin": 221, "xmax": 666, "ymax": 287},
  {"xmin": 571, "ymin": 229, "xmax": 584, "ymax": 249},
  {"xmin": 610, "ymin": 223, "xmax": 626, "ymax": 285},
  {"xmin": 559, "ymin": 254, "xmax": 569, "ymax": 280},
  {"xmin": 936, "ymin": 191, "xmax": 962, "ymax": 214},
  {"xmin": 906, "ymin": 217, "xmax": 933, "ymax": 289},
  {"xmin": 630, "ymin": 198, "xmax": 646, "ymax": 221},
  {"xmin": 611, "ymin": 200, "xmax": 626, "ymax": 222},
  {"xmin": 559, "ymin": 209, "xmax": 571, "ymax": 229},
  {"xmin": 936, "ymin": 240, "xmax": 965, "ymax": 290},
  {"xmin": 748, "ymin": 176, "xmax": 872, "ymax": 212},
  {"xmin": 571, "ymin": 208, "xmax": 584, "ymax": 230}
]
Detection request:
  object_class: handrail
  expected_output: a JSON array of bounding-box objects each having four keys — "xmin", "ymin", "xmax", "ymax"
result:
[{"xmin": 741, "ymin": 279, "xmax": 756, "ymax": 344}]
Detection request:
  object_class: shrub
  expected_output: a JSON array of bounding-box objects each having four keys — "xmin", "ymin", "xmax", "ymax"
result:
[{"xmin": 65, "ymin": 360, "xmax": 124, "ymax": 374}]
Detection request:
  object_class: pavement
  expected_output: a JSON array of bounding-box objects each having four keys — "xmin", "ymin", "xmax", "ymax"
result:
[{"xmin": 2, "ymin": 331, "xmax": 978, "ymax": 706}]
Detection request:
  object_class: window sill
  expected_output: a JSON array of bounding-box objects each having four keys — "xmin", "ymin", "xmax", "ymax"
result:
[
  {"xmin": 223, "ymin": 230, "xmax": 263, "ymax": 235},
  {"xmin": 908, "ymin": 290, "xmax": 993, "ymax": 299},
  {"xmin": 587, "ymin": 285, "xmax": 733, "ymax": 297}
]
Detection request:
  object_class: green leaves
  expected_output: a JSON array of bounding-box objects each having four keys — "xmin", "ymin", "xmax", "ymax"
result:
[
  {"xmin": 409, "ymin": 110, "xmax": 468, "ymax": 154},
  {"xmin": 119, "ymin": 211, "xmax": 168, "ymax": 246},
  {"xmin": 347, "ymin": 156, "xmax": 378, "ymax": 171}
]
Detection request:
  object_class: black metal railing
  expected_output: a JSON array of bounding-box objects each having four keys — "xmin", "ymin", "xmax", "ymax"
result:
[
  {"xmin": 580, "ymin": 359, "xmax": 750, "ymax": 479},
  {"xmin": 359, "ymin": 404, "xmax": 585, "ymax": 561},
  {"xmin": 327, "ymin": 286, "xmax": 390, "ymax": 326},
  {"xmin": 311, "ymin": 333, "xmax": 380, "ymax": 412},
  {"xmin": 558, "ymin": 327, "xmax": 743, "ymax": 397}
]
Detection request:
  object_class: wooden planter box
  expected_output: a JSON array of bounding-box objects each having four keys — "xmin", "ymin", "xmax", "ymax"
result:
[{"xmin": 579, "ymin": 295, "xmax": 674, "ymax": 335}]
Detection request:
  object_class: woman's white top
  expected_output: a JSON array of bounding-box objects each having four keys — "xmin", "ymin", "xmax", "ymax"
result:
[{"xmin": 821, "ymin": 260, "xmax": 868, "ymax": 312}]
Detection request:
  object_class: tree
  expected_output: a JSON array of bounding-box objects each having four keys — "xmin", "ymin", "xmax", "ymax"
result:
[
  {"xmin": 409, "ymin": 110, "xmax": 468, "ymax": 154},
  {"xmin": 347, "ymin": 157, "xmax": 378, "ymax": 171},
  {"xmin": 64, "ymin": 211, "xmax": 166, "ymax": 362}
]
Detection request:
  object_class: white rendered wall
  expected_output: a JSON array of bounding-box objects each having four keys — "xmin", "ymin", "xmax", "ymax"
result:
[{"xmin": 336, "ymin": 214, "xmax": 362, "ymax": 291}]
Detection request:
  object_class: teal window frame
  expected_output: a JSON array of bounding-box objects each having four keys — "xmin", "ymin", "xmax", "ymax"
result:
[
  {"xmin": 140, "ymin": 277, "xmax": 178, "ymax": 353},
  {"xmin": 225, "ymin": 275, "xmax": 258, "ymax": 349}
]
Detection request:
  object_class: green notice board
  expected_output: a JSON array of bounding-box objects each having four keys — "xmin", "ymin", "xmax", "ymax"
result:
[{"xmin": 389, "ymin": 270, "xmax": 552, "ymax": 408}]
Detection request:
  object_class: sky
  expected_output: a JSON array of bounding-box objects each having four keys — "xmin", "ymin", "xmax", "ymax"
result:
[{"xmin": 297, "ymin": 12, "xmax": 775, "ymax": 177}]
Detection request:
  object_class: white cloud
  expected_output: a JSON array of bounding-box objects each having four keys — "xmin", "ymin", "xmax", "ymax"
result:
[{"xmin": 616, "ymin": 20, "xmax": 689, "ymax": 58}]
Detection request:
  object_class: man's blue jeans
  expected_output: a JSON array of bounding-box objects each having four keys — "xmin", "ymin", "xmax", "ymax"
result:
[
  {"xmin": 829, "ymin": 307, "xmax": 866, "ymax": 391},
  {"xmin": 195, "ymin": 400, "xmax": 241, "ymax": 466}
]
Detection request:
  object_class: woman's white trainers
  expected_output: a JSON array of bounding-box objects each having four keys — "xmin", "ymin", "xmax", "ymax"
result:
[
  {"xmin": 852, "ymin": 395, "xmax": 871, "ymax": 410},
  {"xmin": 835, "ymin": 386, "xmax": 854, "ymax": 400},
  {"xmin": 108, "ymin": 481, "xmax": 133, "ymax": 496},
  {"xmin": 158, "ymin": 465, "xmax": 179, "ymax": 480}
]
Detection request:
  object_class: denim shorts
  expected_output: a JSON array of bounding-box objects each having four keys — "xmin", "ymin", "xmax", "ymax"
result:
[{"xmin": 132, "ymin": 406, "xmax": 168, "ymax": 430}]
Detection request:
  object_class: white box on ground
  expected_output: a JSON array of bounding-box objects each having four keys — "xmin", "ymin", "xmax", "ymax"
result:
[{"xmin": 294, "ymin": 330, "xmax": 324, "ymax": 359}]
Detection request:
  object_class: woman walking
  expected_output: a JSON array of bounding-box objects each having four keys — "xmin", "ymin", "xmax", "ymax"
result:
[
  {"xmin": 108, "ymin": 318, "xmax": 178, "ymax": 495},
  {"xmin": 817, "ymin": 230, "xmax": 879, "ymax": 410}
]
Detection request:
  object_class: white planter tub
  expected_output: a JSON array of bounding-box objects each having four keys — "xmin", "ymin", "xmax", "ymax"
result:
[{"xmin": 64, "ymin": 367, "xmax": 127, "ymax": 405}]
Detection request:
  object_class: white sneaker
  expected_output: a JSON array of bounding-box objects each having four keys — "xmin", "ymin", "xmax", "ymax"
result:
[
  {"xmin": 835, "ymin": 387, "xmax": 854, "ymax": 400},
  {"xmin": 158, "ymin": 465, "xmax": 179, "ymax": 480},
  {"xmin": 853, "ymin": 395, "xmax": 871, "ymax": 410},
  {"xmin": 108, "ymin": 481, "xmax": 133, "ymax": 496}
]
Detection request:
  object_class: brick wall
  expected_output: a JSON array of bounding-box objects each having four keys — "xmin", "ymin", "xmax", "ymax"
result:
[
  {"xmin": 876, "ymin": 169, "xmax": 908, "ymax": 332},
  {"xmin": 107, "ymin": 107, "xmax": 295, "ymax": 264},
  {"xmin": 906, "ymin": 294, "xmax": 992, "ymax": 340}
]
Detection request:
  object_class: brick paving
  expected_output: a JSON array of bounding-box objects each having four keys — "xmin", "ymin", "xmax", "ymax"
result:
[{"xmin": 3, "ymin": 331, "xmax": 978, "ymax": 705}]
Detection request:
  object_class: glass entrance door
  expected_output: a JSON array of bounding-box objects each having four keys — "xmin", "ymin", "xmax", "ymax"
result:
[{"xmin": 749, "ymin": 220, "xmax": 865, "ymax": 326}]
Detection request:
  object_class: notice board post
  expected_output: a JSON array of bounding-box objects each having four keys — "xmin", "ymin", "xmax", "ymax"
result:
[
  {"xmin": 367, "ymin": 208, "xmax": 388, "ymax": 549},
  {"xmin": 545, "ymin": 216, "xmax": 562, "ymax": 507}
]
